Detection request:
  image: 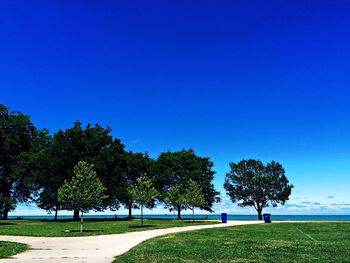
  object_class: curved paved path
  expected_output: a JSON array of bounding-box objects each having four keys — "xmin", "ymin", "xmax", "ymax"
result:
[{"xmin": 0, "ymin": 220, "xmax": 262, "ymax": 263}]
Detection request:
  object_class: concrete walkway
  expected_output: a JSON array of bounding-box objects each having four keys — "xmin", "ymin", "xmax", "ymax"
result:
[{"xmin": 0, "ymin": 220, "xmax": 262, "ymax": 263}]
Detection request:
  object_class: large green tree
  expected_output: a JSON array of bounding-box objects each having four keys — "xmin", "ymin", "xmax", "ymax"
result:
[
  {"xmin": 11, "ymin": 129, "xmax": 58, "ymax": 217},
  {"xmin": 224, "ymin": 159, "xmax": 293, "ymax": 220},
  {"xmin": 35, "ymin": 121, "xmax": 126, "ymax": 220},
  {"xmin": 0, "ymin": 104, "xmax": 41, "ymax": 219},
  {"xmin": 58, "ymin": 161, "xmax": 107, "ymax": 232},
  {"xmin": 128, "ymin": 176, "xmax": 159, "ymax": 226},
  {"xmin": 120, "ymin": 152, "xmax": 154, "ymax": 219},
  {"xmin": 155, "ymin": 149, "xmax": 220, "ymax": 219}
]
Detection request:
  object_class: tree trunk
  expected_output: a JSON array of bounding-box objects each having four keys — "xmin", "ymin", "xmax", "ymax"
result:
[
  {"xmin": 54, "ymin": 207, "xmax": 58, "ymax": 221},
  {"xmin": 141, "ymin": 205, "xmax": 143, "ymax": 226},
  {"xmin": 258, "ymin": 209, "xmax": 263, "ymax": 220},
  {"xmin": 73, "ymin": 209, "xmax": 80, "ymax": 221},
  {"xmin": 128, "ymin": 205, "xmax": 132, "ymax": 220},
  {"xmin": 80, "ymin": 211, "xmax": 84, "ymax": 233},
  {"xmin": 177, "ymin": 206, "xmax": 181, "ymax": 220},
  {"xmin": 192, "ymin": 207, "xmax": 195, "ymax": 222},
  {"xmin": 2, "ymin": 208, "xmax": 9, "ymax": 220},
  {"xmin": 1, "ymin": 186, "xmax": 11, "ymax": 220}
]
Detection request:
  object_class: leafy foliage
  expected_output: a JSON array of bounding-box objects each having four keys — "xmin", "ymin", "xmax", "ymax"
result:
[
  {"xmin": 184, "ymin": 180, "xmax": 206, "ymax": 221},
  {"xmin": 224, "ymin": 159, "xmax": 293, "ymax": 220},
  {"xmin": 0, "ymin": 104, "xmax": 39, "ymax": 219},
  {"xmin": 0, "ymin": 104, "xmax": 222, "ymax": 222},
  {"xmin": 155, "ymin": 149, "xmax": 220, "ymax": 219},
  {"xmin": 120, "ymin": 152, "xmax": 154, "ymax": 218},
  {"xmin": 163, "ymin": 186, "xmax": 186, "ymax": 213},
  {"xmin": 58, "ymin": 161, "xmax": 107, "ymax": 213},
  {"xmin": 35, "ymin": 121, "xmax": 126, "ymax": 219},
  {"xmin": 128, "ymin": 176, "xmax": 159, "ymax": 225},
  {"xmin": 58, "ymin": 161, "xmax": 107, "ymax": 232}
]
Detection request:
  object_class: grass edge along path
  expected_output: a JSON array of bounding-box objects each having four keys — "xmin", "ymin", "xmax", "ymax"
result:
[
  {"xmin": 0, "ymin": 241, "xmax": 28, "ymax": 259},
  {"xmin": 0, "ymin": 219, "xmax": 219, "ymax": 237},
  {"xmin": 114, "ymin": 222, "xmax": 350, "ymax": 263},
  {"xmin": 0, "ymin": 221, "xmax": 260, "ymax": 262}
]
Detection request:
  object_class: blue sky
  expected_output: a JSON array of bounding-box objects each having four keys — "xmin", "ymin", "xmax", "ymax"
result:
[{"xmin": 1, "ymin": 0, "xmax": 350, "ymax": 215}]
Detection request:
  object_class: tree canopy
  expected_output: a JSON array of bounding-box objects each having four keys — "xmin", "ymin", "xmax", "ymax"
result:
[
  {"xmin": 58, "ymin": 161, "xmax": 107, "ymax": 232},
  {"xmin": 163, "ymin": 186, "xmax": 186, "ymax": 219},
  {"xmin": 155, "ymin": 149, "xmax": 220, "ymax": 219},
  {"xmin": 0, "ymin": 104, "xmax": 40, "ymax": 219},
  {"xmin": 128, "ymin": 175, "xmax": 159, "ymax": 226},
  {"xmin": 120, "ymin": 151, "xmax": 154, "ymax": 219},
  {"xmin": 224, "ymin": 159, "xmax": 293, "ymax": 220},
  {"xmin": 184, "ymin": 180, "xmax": 206, "ymax": 221},
  {"xmin": 0, "ymin": 104, "xmax": 231, "ymax": 221},
  {"xmin": 35, "ymin": 121, "xmax": 126, "ymax": 220}
]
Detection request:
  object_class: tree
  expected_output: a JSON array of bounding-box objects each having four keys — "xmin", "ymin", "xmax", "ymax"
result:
[
  {"xmin": 36, "ymin": 121, "xmax": 126, "ymax": 220},
  {"xmin": 128, "ymin": 176, "xmax": 159, "ymax": 226},
  {"xmin": 58, "ymin": 161, "xmax": 107, "ymax": 232},
  {"xmin": 0, "ymin": 104, "xmax": 40, "ymax": 219},
  {"xmin": 184, "ymin": 180, "xmax": 206, "ymax": 221},
  {"xmin": 120, "ymin": 152, "xmax": 154, "ymax": 219},
  {"xmin": 224, "ymin": 159, "xmax": 293, "ymax": 220},
  {"xmin": 163, "ymin": 186, "xmax": 186, "ymax": 220},
  {"xmin": 11, "ymin": 130, "xmax": 59, "ymax": 218},
  {"xmin": 154, "ymin": 150, "xmax": 220, "ymax": 219}
]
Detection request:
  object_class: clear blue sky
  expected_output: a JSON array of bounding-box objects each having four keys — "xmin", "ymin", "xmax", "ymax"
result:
[{"xmin": 1, "ymin": 0, "xmax": 349, "ymax": 215}]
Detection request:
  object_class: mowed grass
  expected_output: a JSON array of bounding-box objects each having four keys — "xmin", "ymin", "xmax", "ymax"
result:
[
  {"xmin": 0, "ymin": 218, "xmax": 217, "ymax": 237},
  {"xmin": 114, "ymin": 222, "xmax": 350, "ymax": 263},
  {"xmin": 0, "ymin": 241, "xmax": 28, "ymax": 259}
]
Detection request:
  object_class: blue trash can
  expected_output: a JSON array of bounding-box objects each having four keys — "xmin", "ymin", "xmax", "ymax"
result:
[
  {"xmin": 221, "ymin": 213, "xmax": 228, "ymax": 223},
  {"xmin": 263, "ymin": 213, "xmax": 271, "ymax": 223}
]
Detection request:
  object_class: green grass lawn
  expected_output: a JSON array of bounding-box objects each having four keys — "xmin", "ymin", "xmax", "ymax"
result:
[
  {"xmin": 0, "ymin": 218, "xmax": 217, "ymax": 237},
  {"xmin": 0, "ymin": 241, "xmax": 28, "ymax": 259},
  {"xmin": 114, "ymin": 222, "xmax": 350, "ymax": 263}
]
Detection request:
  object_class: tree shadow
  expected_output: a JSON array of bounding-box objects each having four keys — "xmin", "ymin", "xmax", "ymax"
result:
[
  {"xmin": 129, "ymin": 224, "xmax": 156, "ymax": 229},
  {"xmin": 66, "ymin": 229, "xmax": 103, "ymax": 233},
  {"xmin": 183, "ymin": 221, "xmax": 203, "ymax": 224},
  {"xmin": 41, "ymin": 217, "xmax": 132, "ymax": 223},
  {"xmin": 0, "ymin": 222, "xmax": 17, "ymax": 226}
]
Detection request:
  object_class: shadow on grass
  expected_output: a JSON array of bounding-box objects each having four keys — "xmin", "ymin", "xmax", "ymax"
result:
[
  {"xmin": 66, "ymin": 229, "xmax": 103, "ymax": 233},
  {"xmin": 40, "ymin": 217, "xmax": 132, "ymax": 223},
  {"xmin": 183, "ymin": 221, "xmax": 206, "ymax": 224},
  {"xmin": 0, "ymin": 222, "xmax": 17, "ymax": 226},
  {"xmin": 129, "ymin": 225, "xmax": 156, "ymax": 229}
]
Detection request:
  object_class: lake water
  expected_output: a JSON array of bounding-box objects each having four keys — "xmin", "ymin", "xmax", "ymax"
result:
[{"xmin": 8, "ymin": 214, "xmax": 350, "ymax": 221}]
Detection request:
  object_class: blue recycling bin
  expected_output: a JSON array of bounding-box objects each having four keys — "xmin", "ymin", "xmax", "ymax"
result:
[
  {"xmin": 221, "ymin": 213, "xmax": 228, "ymax": 223},
  {"xmin": 263, "ymin": 213, "xmax": 271, "ymax": 223}
]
